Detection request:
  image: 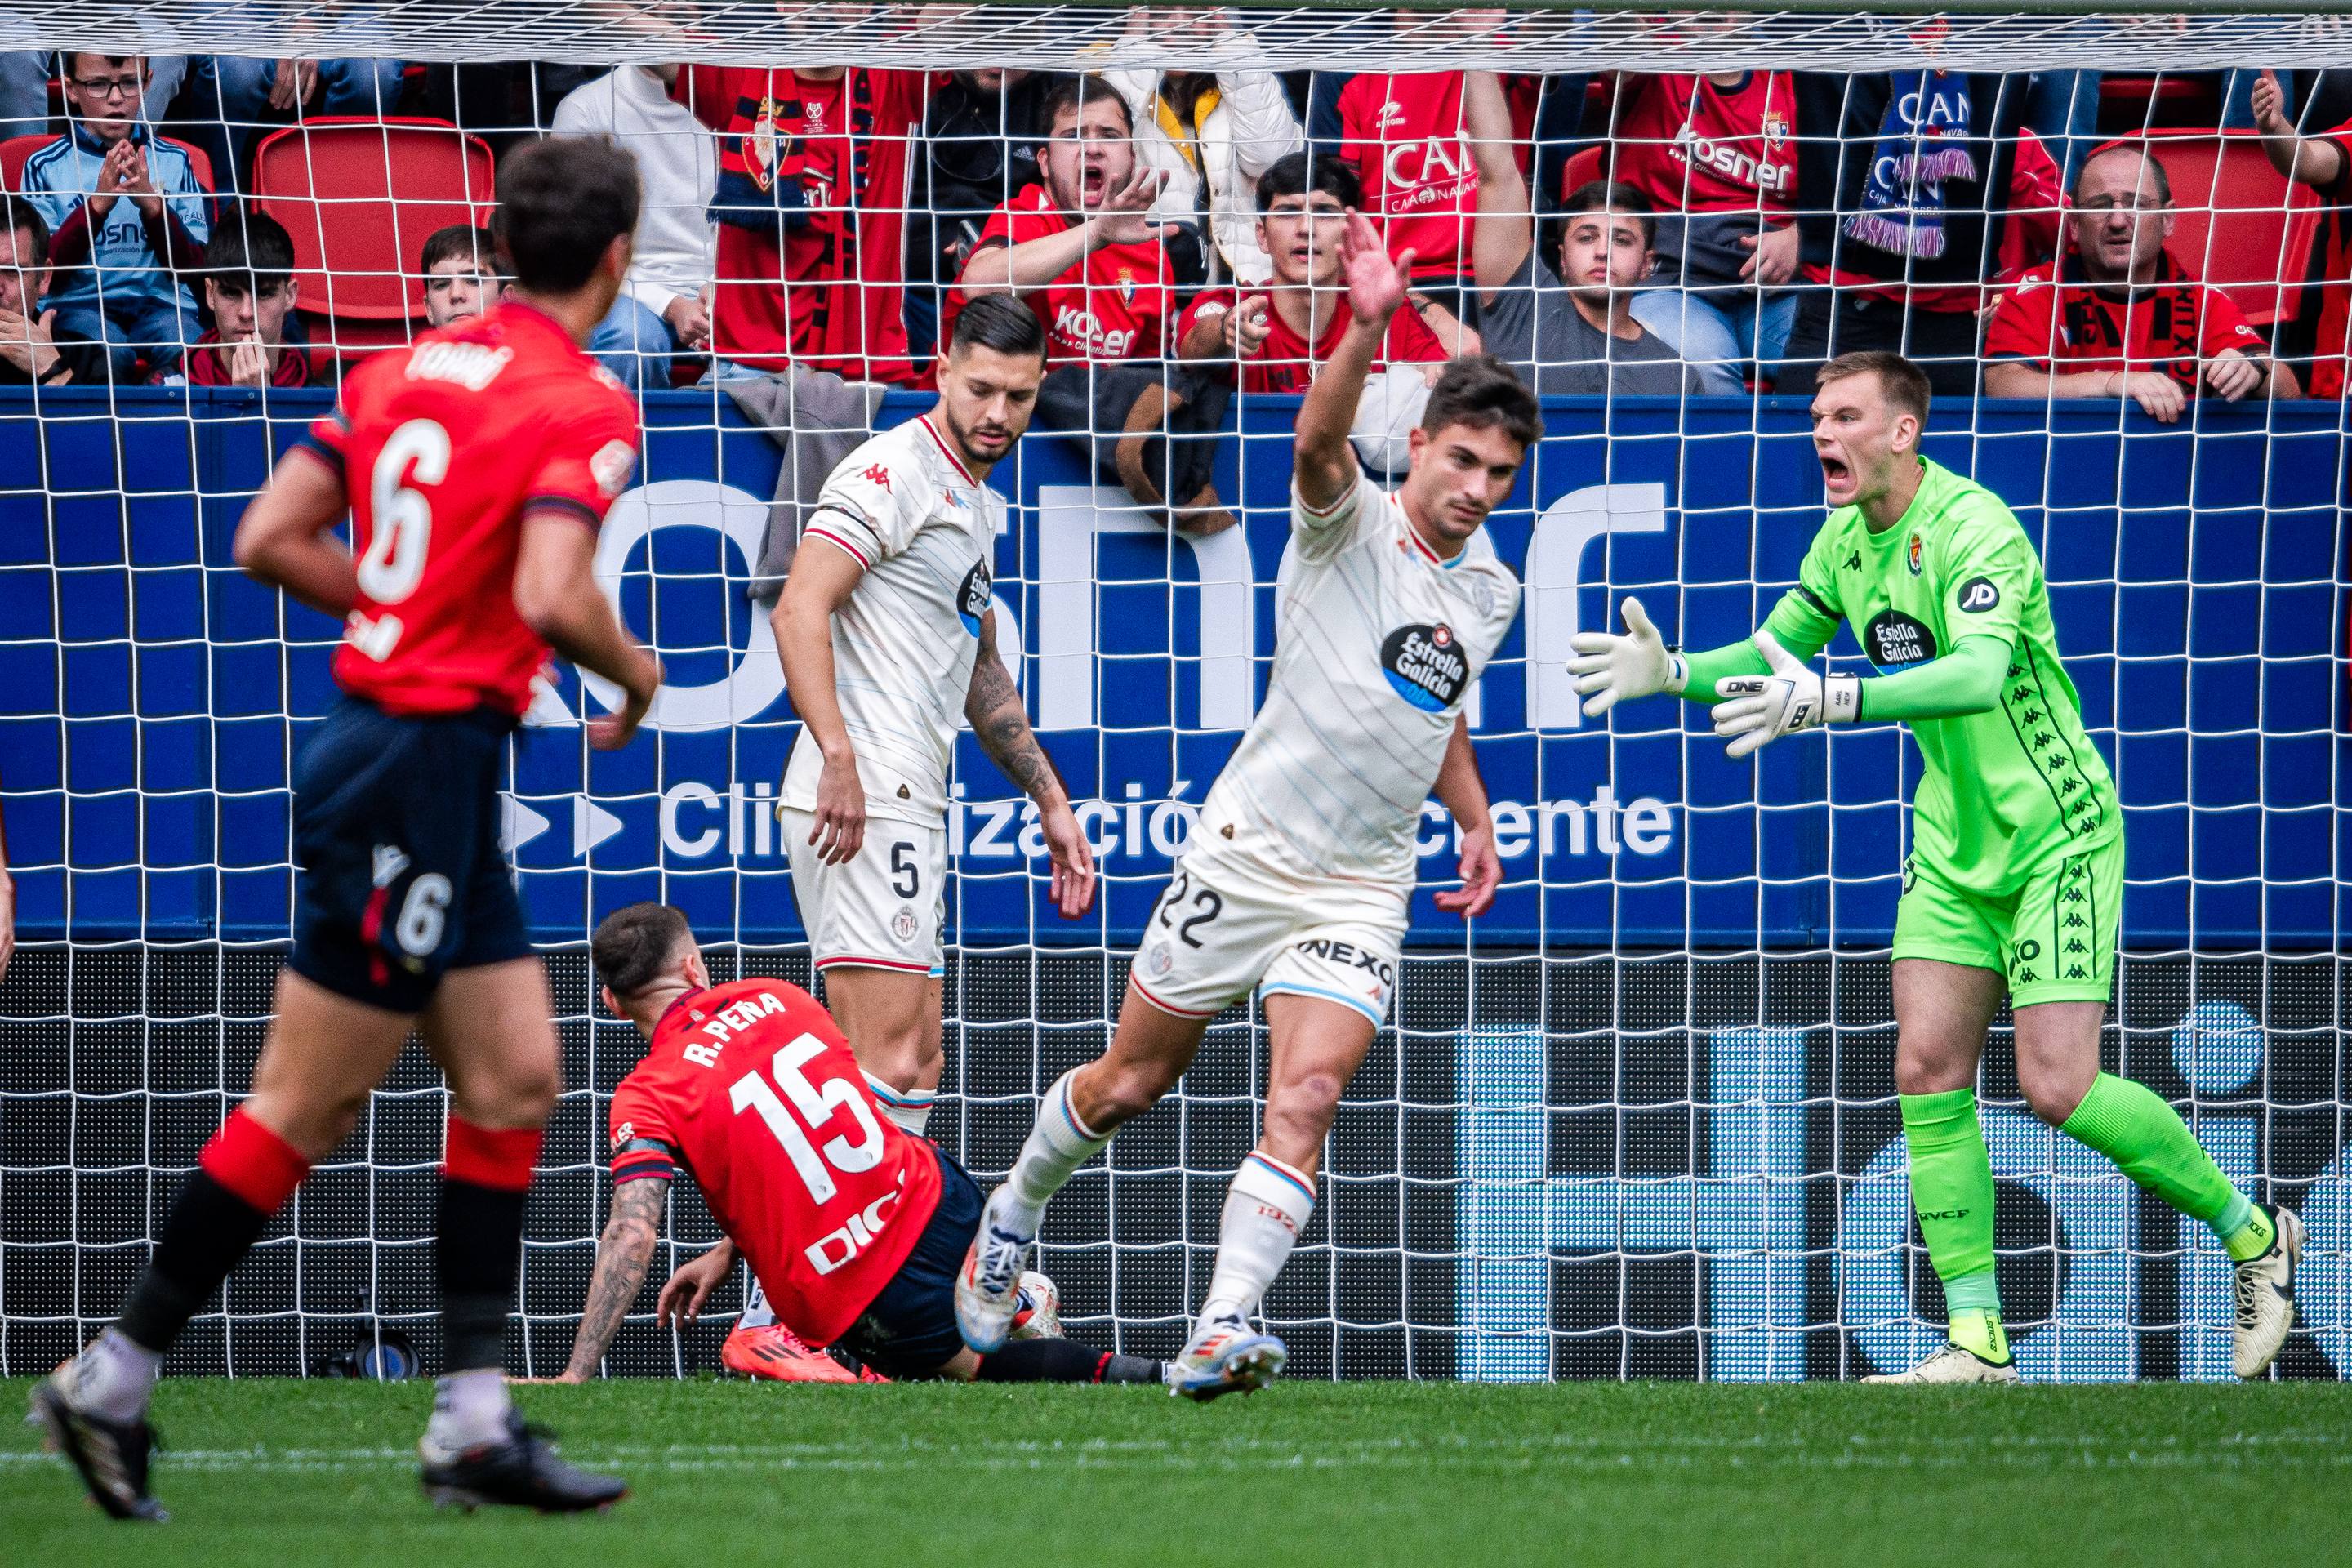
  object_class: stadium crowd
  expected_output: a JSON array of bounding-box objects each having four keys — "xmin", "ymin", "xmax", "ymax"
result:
[{"xmin": 1, "ymin": 42, "xmax": 2349, "ymax": 421}]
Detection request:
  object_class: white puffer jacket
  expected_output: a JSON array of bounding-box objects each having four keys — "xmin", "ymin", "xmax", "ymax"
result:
[{"xmin": 1103, "ymin": 38, "xmax": 1303, "ymax": 286}]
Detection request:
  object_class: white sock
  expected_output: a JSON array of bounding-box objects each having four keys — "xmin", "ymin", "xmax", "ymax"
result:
[
  {"xmin": 1199, "ymin": 1152, "xmax": 1315, "ymax": 1325},
  {"xmin": 997, "ymin": 1069, "xmax": 1114, "ymax": 1237},
  {"xmin": 741, "ymin": 1273, "xmax": 776, "ymax": 1330},
  {"xmin": 424, "ymin": 1366, "xmax": 513, "ymax": 1454},
  {"xmin": 69, "ymin": 1328, "xmax": 161, "ymax": 1423},
  {"xmin": 863, "ymin": 1072, "xmax": 938, "ymax": 1136}
]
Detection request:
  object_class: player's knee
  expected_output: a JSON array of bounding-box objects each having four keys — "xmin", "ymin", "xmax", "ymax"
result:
[
  {"xmin": 457, "ymin": 1054, "xmax": 562, "ymax": 1127},
  {"xmin": 1090, "ymin": 1058, "xmax": 1181, "ymax": 1125},
  {"xmin": 1266, "ymin": 1070, "xmax": 1346, "ymax": 1137},
  {"xmin": 2020, "ymin": 1070, "xmax": 2088, "ymax": 1127}
]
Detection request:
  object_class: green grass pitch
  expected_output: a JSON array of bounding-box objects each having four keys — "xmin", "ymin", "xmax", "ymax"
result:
[{"xmin": 3, "ymin": 1377, "xmax": 2345, "ymax": 1566}]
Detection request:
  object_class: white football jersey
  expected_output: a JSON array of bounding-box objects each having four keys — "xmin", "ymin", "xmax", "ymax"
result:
[
  {"xmin": 782, "ymin": 414, "xmax": 1001, "ymax": 826},
  {"xmin": 1185, "ymin": 470, "xmax": 1521, "ymax": 894}
]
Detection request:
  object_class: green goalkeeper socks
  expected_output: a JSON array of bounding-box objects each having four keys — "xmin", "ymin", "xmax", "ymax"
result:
[
  {"xmin": 2058, "ymin": 1072, "xmax": 2272, "ymax": 1261},
  {"xmin": 1900, "ymin": 1089, "xmax": 2007, "ymax": 1359}
]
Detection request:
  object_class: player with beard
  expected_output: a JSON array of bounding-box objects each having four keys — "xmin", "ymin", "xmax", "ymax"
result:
[
  {"xmin": 757, "ymin": 292, "xmax": 1096, "ymax": 1364},
  {"xmin": 1569, "ymin": 350, "xmax": 2300, "ymax": 1383},
  {"xmin": 958, "ymin": 215, "xmax": 1532, "ymax": 1399}
]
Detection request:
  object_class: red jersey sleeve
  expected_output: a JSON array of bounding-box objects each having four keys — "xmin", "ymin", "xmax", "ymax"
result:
[
  {"xmin": 2196, "ymin": 283, "xmax": 2267, "ymax": 361},
  {"xmin": 671, "ymin": 64, "xmax": 737, "ymax": 132},
  {"xmin": 523, "ymin": 384, "xmax": 641, "ymax": 529},
  {"xmin": 1983, "ymin": 271, "xmax": 2060, "ymax": 363},
  {"xmin": 1178, "ymin": 287, "xmax": 1239, "ymax": 343},
  {"xmin": 1385, "ymin": 301, "xmax": 1450, "ymax": 364},
  {"xmin": 608, "ymin": 1072, "xmax": 680, "ymax": 1187}
]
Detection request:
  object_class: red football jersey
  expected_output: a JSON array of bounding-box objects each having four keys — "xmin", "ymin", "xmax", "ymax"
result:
[
  {"xmin": 608, "ymin": 978, "xmax": 943, "ymax": 1348},
  {"xmin": 675, "ymin": 65, "xmax": 931, "ymax": 381},
  {"xmin": 1984, "ymin": 252, "xmax": 2265, "ymax": 390},
  {"xmin": 1177, "ymin": 288, "xmax": 1449, "ymax": 394},
  {"xmin": 300, "ymin": 303, "xmax": 639, "ymax": 718},
  {"xmin": 1332, "ymin": 73, "xmax": 1479, "ymax": 278},
  {"xmin": 1610, "ymin": 72, "xmax": 1797, "ymax": 218},
  {"xmin": 963, "ymin": 184, "xmax": 1174, "ymax": 363}
]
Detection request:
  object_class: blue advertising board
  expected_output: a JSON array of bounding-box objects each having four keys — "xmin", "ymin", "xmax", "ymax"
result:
[{"xmin": 0, "ymin": 387, "xmax": 2340, "ymax": 950}]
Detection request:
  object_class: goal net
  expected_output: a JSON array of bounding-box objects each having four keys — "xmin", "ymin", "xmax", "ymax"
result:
[{"xmin": 0, "ymin": 6, "xmax": 2345, "ymax": 1383}]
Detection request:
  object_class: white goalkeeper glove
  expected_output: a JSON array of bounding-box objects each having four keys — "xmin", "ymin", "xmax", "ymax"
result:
[
  {"xmin": 1566, "ymin": 596, "xmax": 1689, "ymax": 717},
  {"xmin": 1709, "ymin": 630, "xmax": 1860, "ymax": 760}
]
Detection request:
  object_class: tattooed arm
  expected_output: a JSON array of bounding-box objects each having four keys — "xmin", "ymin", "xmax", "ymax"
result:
[
  {"xmin": 559, "ymin": 1172, "xmax": 669, "ymax": 1382},
  {"xmin": 965, "ymin": 608, "xmax": 1097, "ymax": 919}
]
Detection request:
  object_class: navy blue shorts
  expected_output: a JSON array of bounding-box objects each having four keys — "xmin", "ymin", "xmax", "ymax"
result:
[
  {"xmin": 288, "ymin": 697, "xmax": 530, "ymax": 1014},
  {"xmin": 837, "ymin": 1141, "xmax": 982, "ymax": 1379}
]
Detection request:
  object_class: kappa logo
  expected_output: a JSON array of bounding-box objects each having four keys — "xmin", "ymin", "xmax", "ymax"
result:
[
  {"xmin": 1842, "ymin": 550, "xmax": 1863, "ymax": 572},
  {"xmin": 1958, "ymin": 576, "xmax": 2002, "ymax": 613},
  {"xmin": 863, "ymin": 464, "xmax": 893, "ymax": 492}
]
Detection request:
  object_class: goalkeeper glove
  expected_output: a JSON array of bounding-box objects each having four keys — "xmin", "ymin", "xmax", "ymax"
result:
[
  {"xmin": 1710, "ymin": 630, "xmax": 1860, "ymax": 759},
  {"xmin": 1566, "ymin": 596, "xmax": 1688, "ymax": 716}
]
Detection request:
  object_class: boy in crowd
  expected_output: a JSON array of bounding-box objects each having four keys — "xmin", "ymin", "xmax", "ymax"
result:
[
  {"xmin": 176, "ymin": 209, "xmax": 325, "ymax": 389},
  {"xmin": 421, "ymin": 224, "xmax": 502, "ymax": 328}
]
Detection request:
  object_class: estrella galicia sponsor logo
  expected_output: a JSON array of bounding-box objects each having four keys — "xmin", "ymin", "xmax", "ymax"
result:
[
  {"xmin": 1863, "ymin": 609, "xmax": 1937, "ymax": 669},
  {"xmin": 1957, "ymin": 576, "xmax": 2001, "ymax": 613},
  {"xmin": 1380, "ymin": 622, "xmax": 1467, "ymax": 711},
  {"xmin": 957, "ymin": 558, "xmax": 991, "ymax": 637}
]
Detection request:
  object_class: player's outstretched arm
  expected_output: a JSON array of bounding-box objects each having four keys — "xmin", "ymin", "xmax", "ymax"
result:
[
  {"xmin": 1711, "ymin": 631, "xmax": 2011, "ymax": 759},
  {"xmin": 514, "ymin": 512, "xmax": 664, "ymax": 751},
  {"xmin": 773, "ymin": 540, "xmax": 869, "ymax": 865},
  {"xmin": 1571, "ymin": 591, "xmax": 1841, "ymax": 718},
  {"xmin": 1430, "ymin": 716, "xmax": 1501, "ymax": 920},
  {"xmin": 1294, "ymin": 210, "xmax": 1414, "ymax": 514},
  {"xmin": 233, "ymin": 447, "xmax": 360, "ymax": 617},
  {"xmin": 966, "ymin": 609, "xmax": 1097, "ymax": 919},
  {"xmin": 559, "ymin": 1173, "xmax": 670, "ymax": 1383}
]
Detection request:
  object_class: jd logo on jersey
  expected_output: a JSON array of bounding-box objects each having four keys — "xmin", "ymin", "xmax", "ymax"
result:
[
  {"xmin": 1380, "ymin": 623, "xmax": 1468, "ymax": 712},
  {"xmin": 1957, "ymin": 576, "xmax": 2001, "ymax": 613},
  {"xmin": 1863, "ymin": 609, "xmax": 1937, "ymax": 669},
  {"xmin": 957, "ymin": 559, "xmax": 992, "ymax": 637}
]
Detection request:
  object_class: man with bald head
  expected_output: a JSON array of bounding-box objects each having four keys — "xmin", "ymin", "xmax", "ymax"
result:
[{"xmin": 1983, "ymin": 143, "xmax": 2297, "ymax": 421}]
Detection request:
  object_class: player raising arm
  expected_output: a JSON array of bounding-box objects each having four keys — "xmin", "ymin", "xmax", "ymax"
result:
[
  {"xmin": 557, "ymin": 904, "xmax": 1168, "ymax": 1388},
  {"xmin": 1570, "ymin": 350, "xmax": 2299, "ymax": 1383},
  {"xmin": 958, "ymin": 214, "xmax": 1530, "ymax": 1399},
  {"xmin": 33, "ymin": 138, "xmax": 662, "ymax": 1521}
]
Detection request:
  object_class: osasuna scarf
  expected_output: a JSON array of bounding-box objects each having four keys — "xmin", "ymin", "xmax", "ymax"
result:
[{"xmin": 1845, "ymin": 70, "xmax": 1977, "ymax": 260}]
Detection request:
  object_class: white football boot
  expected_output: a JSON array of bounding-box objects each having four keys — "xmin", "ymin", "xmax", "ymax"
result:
[
  {"xmin": 2234, "ymin": 1205, "xmax": 2302, "ymax": 1379},
  {"xmin": 1861, "ymin": 1343, "xmax": 2021, "ymax": 1384},
  {"xmin": 1169, "ymin": 1315, "xmax": 1288, "ymax": 1401},
  {"xmin": 954, "ymin": 1186, "xmax": 1032, "ymax": 1354}
]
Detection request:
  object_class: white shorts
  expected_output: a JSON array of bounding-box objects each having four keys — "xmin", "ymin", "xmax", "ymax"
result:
[
  {"xmin": 1126, "ymin": 857, "xmax": 1406, "ymax": 1027},
  {"xmin": 781, "ymin": 808, "xmax": 946, "ymax": 978}
]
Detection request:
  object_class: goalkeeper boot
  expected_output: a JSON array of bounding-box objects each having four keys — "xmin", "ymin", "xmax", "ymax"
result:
[
  {"xmin": 721, "ymin": 1322, "xmax": 860, "ymax": 1384},
  {"xmin": 1860, "ymin": 1343, "xmax": 2020, "ymax": 1385},
  {"xmin": 1009, "ymin": 1271, "xmax": 1062, "ymax": 1341},
  {"xmin": 419, "ymin": 1411, "xmax": 627, "ymax": 1513},
  {"xmin": 2234, "ymin": 1205, "xmax": 2303, "ymax": 1379},
  {"xmin": 28, "ymin": 1367, "xmax": 166, "ymax": 1521},
  {"xmin": 954, "ymin": 1186, "xmax": 1031, "ymax": 1354},
  {"xmin": 1170, "ymin": 1314, "xmax": 1287, "ymax": 1402}
]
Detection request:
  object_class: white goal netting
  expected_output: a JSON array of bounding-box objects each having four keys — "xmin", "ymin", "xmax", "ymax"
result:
[{"xmin": 0, "ymin": 7, "xmax": 2346, "ymax": 1381}]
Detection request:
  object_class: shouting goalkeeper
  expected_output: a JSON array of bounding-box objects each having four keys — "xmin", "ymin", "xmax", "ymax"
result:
[{"xmin": 1570, "ymin": 350, "xmax": 2300, "ymax": 1383}]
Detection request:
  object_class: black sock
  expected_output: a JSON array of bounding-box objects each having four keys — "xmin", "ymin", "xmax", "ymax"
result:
[
  {"xmin": 975, "ymin": 1338, "xmax": 1165, "ymax": 1384},
  {"xmin": 436, "ymin": 1177, "xmax": 526, "ymax": 1373},
  {"xmin": 115, "ymin": 1170, "xmax": 275, "ymax": 1353}
]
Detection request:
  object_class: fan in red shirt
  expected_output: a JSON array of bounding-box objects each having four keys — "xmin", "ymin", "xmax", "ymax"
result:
[
  {"xmin": 1176, "ymin": 151, "xmax": 1453, "ymax": 394},
  {"xmin": 559, "ymin": 903, "xmax": 1170, "ymax": 1388},
  {"xmin": 1307, "ymin": 69, "xmax": 1480, "ymax": 292},
  {"xmin": 1984, "ymin": 145, "xmax": 2293, "ymax": 421},
  {"xmin": 673, "ymin": 63, "xmax": 930, "ymax": 381},
  {"xmin": 956, "ymin": 75, "xmax": 1174, "ymax": 364},
  {"xmin": 32, "ymin": 139, "xmax": 665, "ymax": 1526},
  {"xmin": 2249, "ymin": 69, "xmax": 2352, "ymax": 398}
]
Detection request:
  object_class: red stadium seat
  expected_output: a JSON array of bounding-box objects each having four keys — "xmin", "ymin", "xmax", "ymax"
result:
[
  {"xmin": 2098, "ymin": 130, "xmax": 2318, "ymax": 327},
  {"xmin": 2, "ymin": 131, "xmax": 213, "ymax": 193},
  {"xmin": 1562, "ymin": 143, "xmax": 1605, "ymax": 194},
  {"xmin": 249, "ymin": 116, "xmax": 495, "ymax": 354}
]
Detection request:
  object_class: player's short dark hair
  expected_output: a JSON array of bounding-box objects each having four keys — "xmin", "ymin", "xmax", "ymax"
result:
[
  {"xmin": 2075, "ymin": 142, "xmax": 2172, "ymax": 206},
  {"xmin": 2, "ymin": 195, "xmax": 50, "ymax": 267},
  {"xmin": 1040, "ymin": 74, "xmax": 1130, "ymax": 136},
  {"xmin": 1256, "ymin": 152, "xmax": 1361, "ymax": 214},
  {"xmin": 493, "ymin": 137, "xmax": 641, "ymax": 294},
  {"xmin": 206, "ymin": 207, "xmax": 296, "ymax": 296},
  {"xmin": 1817, "ymin": 350, "xmax": 1932, "ymax": 426},
  {"xmin": 1558, "ymin": 180, "xmax": 1657, "ymax": 251},
  {"xmin": 1419, "ymin": 353, "xmax": 1544, "ymax": 451},
  {"xmin": 950, "ymin": 292, "xmax": 1048, "ymax": 363},
  {"xmin": 591, "ymin": 902, "xmax": 695, "ymax": 1002},
  {"xmin": 421, "ymin": 223, "xmax": 496, "ymax": 277}
]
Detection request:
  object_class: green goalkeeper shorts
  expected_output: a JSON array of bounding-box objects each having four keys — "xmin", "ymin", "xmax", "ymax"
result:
[{"xmin": 1891, "ymin": 833, "xmax": 2123, "ymax": 1007}]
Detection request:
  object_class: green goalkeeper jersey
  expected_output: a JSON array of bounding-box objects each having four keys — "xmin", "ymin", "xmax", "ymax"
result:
[{"xmin": 1756, "ymin": 457, "xmax": 2119, "ymax": 896}]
